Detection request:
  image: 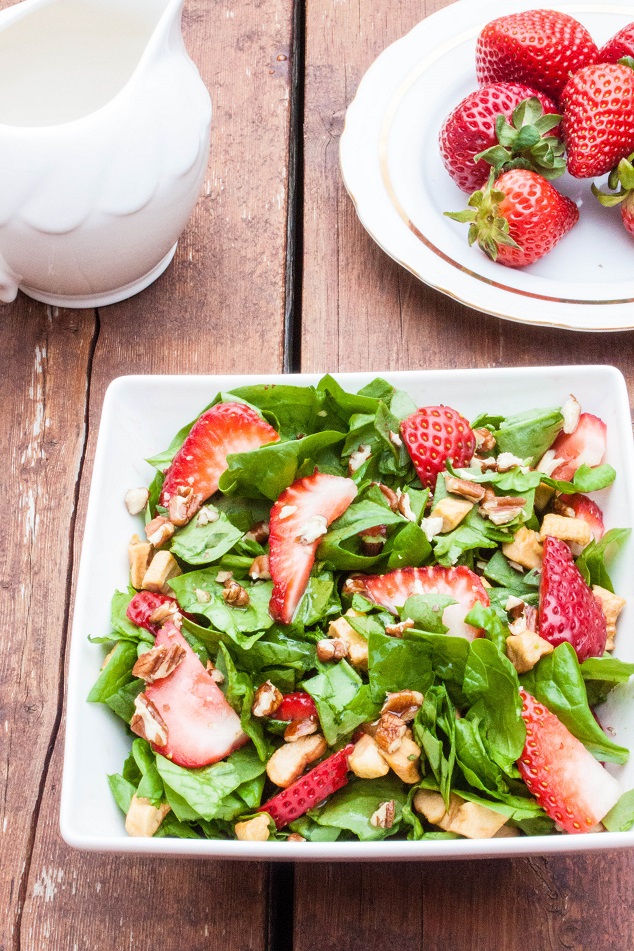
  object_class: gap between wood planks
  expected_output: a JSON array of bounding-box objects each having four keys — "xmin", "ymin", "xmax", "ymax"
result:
[{"xmin": 13, "ymin": 307, "xmax": 101, "ymax": 951}]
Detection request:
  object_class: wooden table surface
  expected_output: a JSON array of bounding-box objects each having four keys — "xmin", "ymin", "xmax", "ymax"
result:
[{"xmin": 2, "ymin": 0, "xmax": 634, "ymax": 948}]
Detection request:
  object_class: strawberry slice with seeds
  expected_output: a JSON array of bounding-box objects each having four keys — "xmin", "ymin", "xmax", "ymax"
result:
[
  {"xmin": 275, "ymin": 692, "xmax": 319, "ymax": 722},
  {"xmin": 359, "ymin": 565, "xmax": 490, "ymax": 641},
  {"xmin": 160, "ymin": 402, "xmax": 279, "ymax": 514},
  {"xmin": 126, "ymin": 591, "xmax": 180, "ymax": 635},
  {"xmin": 269, "ymin": 473, "xmax": 358, "ymax": 624},
  {"xmin": 400, "ymin": 406, "xmax": 475, "ymax": 489},
  {"xmin": 539, "ymin": 536, "xmax": 607, "ymax": 662},
  {"xmin": 549, "ymin": 412, "xmax": 606, "ymax": 482},
  {"xmin": 132, "ymin": 621, "xmax": 248, "ymax": 769},
  {"xmin": 259, "ymin": 744, "xmax": 354, "ymax": 829},
  {"xmin": 567, "ymin": 494, "xmax": 605, "ymax": 541},
  {"xmin": 518, "ymin": 689, "xmax": 620, "ymax": 834}
]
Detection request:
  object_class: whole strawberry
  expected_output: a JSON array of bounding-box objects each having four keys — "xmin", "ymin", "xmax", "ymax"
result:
[
  {"xmin": 446, "ymin": 169, "xmax": 578, "ymax": 268},
  {"xmin": 592, "ymin": 153, "xmax": 634, "ymax": 236},
  {"xmin": 599, "ymin": 22, "xmax": 634, "ymax": 63},
  {"xmin": 400, "ymin": 405, "xmax": 475, "ymax": 489},
  {"xmin": 476, "ymin": 10, "xmax": 598, "ymax": 102},
  {"xmin": 439, "ymin": 84, "xmax": 564, "ymax": 193},
  {"xmin": 561, "ymin": 62, "xmax": 634, "ymax": 178}
]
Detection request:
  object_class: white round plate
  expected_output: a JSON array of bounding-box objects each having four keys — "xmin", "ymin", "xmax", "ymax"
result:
[{"xmin": 340, "ymin": 0, "xmax": 634, "ymax": 331}]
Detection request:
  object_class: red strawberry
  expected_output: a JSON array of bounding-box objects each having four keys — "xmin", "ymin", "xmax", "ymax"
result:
[
  {"xmin": 275, "ymin": 692, "xmax": 319, "ymax": 722},
  {"xmin": 446, "ymin": 169, "xmax": 578, "ymax": 268},
  {"xmin": 598, "ymin": 23, "xmax": 634, "ymax": 63},
  {"xmin": 160, "ymin": 402, "xmax": 279, "ymax": 521},
  {"xmin": 126, "ymin": 591, "xmax": 179, "ymax": 635},
  {"xmin": 549, "ymin": 412, "xmax": 606, "ymax": 482},
  {"xmin": 132, "ymin": 621, "xmax": 248, "ymax": 769},
  {"xmin": 259, "ymin": 744, "xmax": 354, "ymax": 829},
  {"xmin": 592, "ymin": 153, "xmax": 634, "ymax": 238},
  {"xmin": 400, "ymin": 405, "xmax": 475, "ymax": 489},
  {"xmin": 539, "ymin": 535, "xmax": 607, "ymax": 662},
  {"xmin": 358, "ymin": 565, "xmax": 490, "ymax": 641},
  {"xmin": 566, "ymin": 494, "xmax": 605, "ymax": 541},
  {"xmin": 561, "ymin": 63, "xmax": 634, "ymax": 178},
  {"xmin": 269, "ymin": 473, "xmax": 358, "ymax": 624},
  {"xmin": 476, "ymin": 10, "xmax": 598, "ymax": 101},
  {"xmin": 439, "ymin": 84, "xmax": 563, "ymax": 193},
  {"xmin": 517, "ymin": 689, "xmax": 620, "ymax": 834}
]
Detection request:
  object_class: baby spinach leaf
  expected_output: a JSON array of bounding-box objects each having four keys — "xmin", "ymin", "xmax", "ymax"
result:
[
  {"xmin": 108, "ymin": 773, "xmax": 137, "ymax": 814},
  {"xmin": 575, "ymin": 528, "xmax": 631, "ymax": 592},
  {"xmin": 464, "ymin": 603, "xmax": 509, "ymax": 652},
  {"xmin": 544, "ymin": 464, "xmax": 617, "ymax": 495},
  {"xmin": 413, "ymin": 685, "xmax": 458, "ymax": 806},
  {"xmin": 303, "ymin": 660, "xmax": 379, "ymax": 745},
  {"xmin": 520, "ymin": 643, "xmax": 629, "ymax": 763},
  {"xmin": 109, "ymin": 590, "xmax": 154, "ymax": 643},
  {"xmin": 368, "ymin": 630, "xmax": 435, "ymax": 701},
  {"xmin": 317, "ymin": 500, "xmax": 404, "ymax": 570},
  {"xmin": 401, "ymin": 595, "xmax": 454, "ymax": 635},
  {"xmin": 171, "ymin": 510, "xmax": 243, "ymax": 565},
  {"xmin": 580, "ymin": 655, "xmax": 634, "ymax": 706},
  {"xmin": 104, "ymin": 678, "xmax": 145, "ymax": 723},
  {"xmin": 484, "ymin": 550, "xmax": 538, "ymax": 595},
  {"xmin": 493, "ymin": 406, "xmax": 563, "ymax": 463},
  {"xmin": 216, "ymin": 644, "xmax": 270, "ymax": 761},
  {"xmin": 88, "ymin": 641, "xmax": 138, "ymax": 703},
  {"xmin": 170, "ymin": 568, "xmax": 274, "ymax": 644},
  {"xmin": 311, "ymin": 775, "xmax": 409, "ymax": 841},
  {"xmin": 228, "ymin": 382, "xmax": 321, "ymax": 438},
  {"xmin": 603, "ymin": 788, "xmax": 634, "ymax": 832},
  {"xmin": 218, "ymin": 431, "xmax": 346, "ymax": 500},
  {"xmin": 463, "ymin": 639, "xmax": 525, "ymax": 771},
  {"xmin": 132, "ymin": 739, "xmax": 165, "ymax": 804}
]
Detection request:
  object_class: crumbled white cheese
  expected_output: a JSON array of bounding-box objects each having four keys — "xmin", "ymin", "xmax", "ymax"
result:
[
  {"xmin": 298, "ymin": 514, "xmax": 328, "ymax": 544},
  {"xmin": 197, "ymin": 506, "xmax": 219, "ymax": 526},
  {"xmin": 389, "ymin": 430, "xmax": 403, "ymax": 448},
  {"xmin": 536, "ymin": 449, "xmax": 565, "ymax": 477},
  {"xmin": 496, "ymin": 452, "xmax": 530, "ymax": 473},
  {"xmin": 420, "ymin": 516, "xmax": 444, "ymax": 542},
  {"xmin": 278, "ymin": 505, "xmax": 298, "ymax": 520},
  {"xmin": 349, "ymin": 444, "xmax": 372, "ymax": 472}
]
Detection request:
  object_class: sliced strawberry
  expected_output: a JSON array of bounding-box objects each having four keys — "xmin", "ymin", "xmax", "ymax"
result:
[
  {"xmin": 566, "ymin": 494, "xmax": 605, "ymax": 541},
  {"xmin": 269, "ymin": 473, "xmax": 358, "ymax": 624},
  {"xmin": 517, "ymin": 689, "xmax": 620, "ymax": 834},
  {"xmin": 126, "ymin": 591, "xmax": 179, "ymax": 635},
  {"xmin": 159, "ymin": 402, "xmax": 279, "ymax": 514},
  {"xmin": 400, "ymin": 405, "xmax": 475, "ymax": 489},
  {"xmin": 259, "ymin": 744, "xmax": 354, "ymax": 829},
  {"xmin": 539, "ymin": 536, "xmax": 607, "ymax": 662},
  {"xmin": 549, "ymin": 412, "xmax": 607, "ymax": 482},
  {"xmin": 133, "ymin": 621, "xmax": 248, "ymax": 769},
  {"xmin": 358, "ymin": 565, "xmax": 490, "ymax": 641},
  {"xmin": 275, "ymin": 692, "xmax": 319, "ymax": 722}
]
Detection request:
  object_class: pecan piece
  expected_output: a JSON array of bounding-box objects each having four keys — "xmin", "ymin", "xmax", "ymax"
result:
[
  {"xmin": 370, "ymin": 800, "xmax": 396, "ymax": 829},
  {"xmin": 132, "ymin": 643, "xmax": 186, "ymax": 683},
  {"xmin": 479, "ymin": 495, "xmax": 526, "ymax": 526},
  {"xmin": 249, "ymin": 554, "xmax": 271, "ymax": 580},
  {"xmin": 444, "ymin": 475, "xmax": 486, "ymax": 503},
  {"xmin": 252, "ymin": 680, "xmax": 283, "ymax": 718},
  {"xmin": 316, "ymin": 638, "xmax": 348, "ymax": 662},
  {"xmin": 145, "ymin": 515, "xmax": 175, "ymax": 548},
  {"xmin": 130, "ymin": 694, "xmax": 168, "ymax": 746},
  {"xmin": 342, "ymin": 575, "xmax": 368, "ymax": 597},
  {"xmin": 384, "ymin": 618, "xmax": 415, "ymax": 638},
  {"xmin": 380, "ymin": 690, "xmax": 424, "ymax": 722},
  {"xmin": 374, "ymin": 482, "xmax": 399, "ymax": 512},
  {"xmin": 245, "ymin": 520, "xmax": 270, "ymax": 544},
  {"xmin": 374, "ymin": 712, "xmax": 407, "ymax": 754},
  {"xmin": 168, "ymin": 485, "xmax": 203, "ymax": 527},
  {"xmin": 284, "ymin": 717, "xmax": 319, "ymax": 742},
  {"xmin": 473, "ymin": 428, "xmax": 496, "ymax": 453},
  {"xmin": 222, "ymin": 579, "xmax": 250, "ymax": 607}
]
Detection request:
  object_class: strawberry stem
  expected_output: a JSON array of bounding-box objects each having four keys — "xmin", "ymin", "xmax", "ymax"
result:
[
  {"xmin": 445, "ymin": 173, "xmax": 520, "ymax": 261},
  {"xmin": 592, "ymin": 153, "xmax": 634, "ymax": 207},
  {"xmin": 473, "ymin": 97, "xmax": 565, "ymax": 181}
]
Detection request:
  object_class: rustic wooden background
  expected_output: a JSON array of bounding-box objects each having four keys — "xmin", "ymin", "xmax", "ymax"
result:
[{"xmin": 1, "ymin": 0, "xmax": 633, "ymax": 949}]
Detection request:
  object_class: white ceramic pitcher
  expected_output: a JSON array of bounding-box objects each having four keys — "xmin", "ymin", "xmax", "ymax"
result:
[{"xmin": 0, "ymin": 0, "xmax": 211, "ymax": 307}]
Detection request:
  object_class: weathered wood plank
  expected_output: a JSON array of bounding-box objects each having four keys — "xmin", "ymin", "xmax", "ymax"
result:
[
  {"xmin": 299, "ymin": 0, "xmax": 634, "ymax": 948},
  {"xmin": 5, "ymin": 0, "xmax": 295, "ymax": 947},
  {"xmin": 0, "ymin": 301, "xmax": 96, "ymax": 951}
]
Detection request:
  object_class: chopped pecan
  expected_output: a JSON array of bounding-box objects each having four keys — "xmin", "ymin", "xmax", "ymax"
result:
[
  {"xmin": 245, "ymin": 520, "xmax": 270, "ymax": 544},
  {"xmin": 358, "ymin": 524, "xmax": 387, "ymax": 556},
  {"xmin": 145, "ymin": 515, "xmax": 175, "ymax": 548},
  {"xmin": 284, "ymin": 716, "xmax": 319, "ymax": 742},
  {"xmin": 380, "ymin": 690, "xmax": 424, "ymax": 722},
  {"xmin": 222, "ymin": 579, "xmax": 250, "ymax": 607},
  {"xmin": 249, "ymin": 554, "xmax": 271, "ymax": 580},
  {"xmin": 479, "ymin": 495, "xmax": 526, "ymax": 526},
  {"xmin": 148, "ymin": 600, "xmax": 181, "ymax": 627},
  {"xmin": 206, "ymin": 660, "xmax": 225, "ymax": 684},
  {"xmin": 168, "ymin": 485, "xmax": 203, "ymax": 527},
  {"xmin": 396, "ymin": 489, "xmax": 416, "ymax": 522},
  {"xmin": 342, "ymin": 575, "xmax": 368, "ymax": 597},
  {"xmin": 444, "ymin": 475, "xmax": 486, "ymax": 503},
  {"xmin": 550, "ymin": 497, "xmax": 576, "ymax": 518},
  {"xmin": 316, "ymin": 638, "xmax": 348, "ymax": 661},
  {"xmin": 374, "ymin": 483, "xmax": 399, "ymax": 512},
  {"xmin": 132, "ymin": 643, "xmax": 185, "ymax": 683},
  {"xmin": 374, "ymin": 712, "xmax": 407, "ymax": 754},
  {"xmin": 130, "ymin": 694, "xmax": 168, "ymax": 746},
  {"xmin": 298, "ymin": 514, "xmax": 328, "ymax": 544},
  {"xmin": 473, "ymin": 428, "xmax": 496, "ymax": 453},
  {"xmin": 370, "ymin": 800, "xmax": 396, "ymax": 829},
  {"xmin": 196, "ymin": 506, "xmax": 219, "ymax": 527},
  {"xmin": 286, "ymin": 833, "xmax": 306, "ymax": 843},
  {"xmin": 348, "ymin": 443, "xmax": 372, "ymax": 474},
  {"xmin": 384, "ymin": 618, "xmax": 415, "ymax": 638},
  {"xmin": 252, "ymin": 680, "xmax": 283, "ymax": 718}
]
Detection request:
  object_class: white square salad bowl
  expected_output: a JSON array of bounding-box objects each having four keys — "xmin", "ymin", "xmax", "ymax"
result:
[{"xmin": 61, "ymin": 366, "xmax": 634, "ymax": 859}]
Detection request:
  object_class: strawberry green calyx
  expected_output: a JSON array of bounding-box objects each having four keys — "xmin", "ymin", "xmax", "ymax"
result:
[
  {"xmin": 592, "ymin": 153, "xmax": 634, "ymax": 236},
  {"xmin": 617, "ymin": 56, "xmax": 634, "ymax": 70},
  {"xmin": 475, "ymin": 97, "xmax": 565, "ymax": 180},
  {"xmin": 445, "ymin": 175, "xmax": 519, "ymax": 262}
]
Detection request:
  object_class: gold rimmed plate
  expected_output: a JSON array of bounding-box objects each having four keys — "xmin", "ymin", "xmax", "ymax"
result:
[{"xmin": 340, "ymin": 0, "xmax": 634, "ymax": 331}]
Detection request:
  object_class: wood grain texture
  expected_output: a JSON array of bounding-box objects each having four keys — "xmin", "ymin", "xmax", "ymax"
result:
[
  {"xmin": 298, "ymin": 0, "xmax": 634, "ymax": 947},
  {"xmin": 2, "ymin": 0, "xmax": 294, "ymax": 947}
]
